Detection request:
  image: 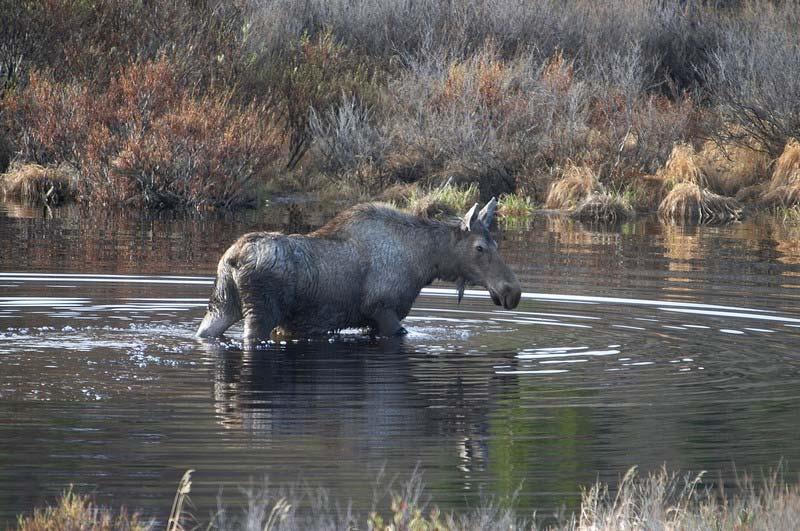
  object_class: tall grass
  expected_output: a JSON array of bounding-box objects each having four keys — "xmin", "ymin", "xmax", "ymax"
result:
[{"xmin": 16, "ymin": 465, "xmax": 800, "ymax": 530}]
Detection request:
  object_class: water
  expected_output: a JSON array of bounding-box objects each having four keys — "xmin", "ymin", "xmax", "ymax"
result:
[{"xmin": 1, "ymin": 201, "xmax": 800, "ymax": 525}]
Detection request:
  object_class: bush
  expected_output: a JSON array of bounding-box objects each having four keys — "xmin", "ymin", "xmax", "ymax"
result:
[
  {"xmin": 709, "ymin": 5, "xmax": 800, "ymax": 156},
  {"xmin": 5, "ymin": 58, "xmax": 281, "ymax": 209}
]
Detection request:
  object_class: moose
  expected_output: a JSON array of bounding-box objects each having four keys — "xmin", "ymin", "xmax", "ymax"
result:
[{"xmin": 196, "ymin": 198, "xmax": 521, "ymax": 345}]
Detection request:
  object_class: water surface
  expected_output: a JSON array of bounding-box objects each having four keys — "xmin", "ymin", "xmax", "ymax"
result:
[{"xmin": 1, "ymin": 201, "xmax": 800, "ymax": 524}]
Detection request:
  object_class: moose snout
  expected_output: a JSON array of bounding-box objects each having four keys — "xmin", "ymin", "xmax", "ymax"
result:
[{"xmin": 490, "ymin": 281, "xmax": 522, "ymax": 310}]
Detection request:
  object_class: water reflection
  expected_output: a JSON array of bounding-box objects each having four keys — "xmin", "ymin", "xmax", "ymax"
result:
[{"xmin": 2, "ymin": 200, "xmax": 800, "ymax": 524}]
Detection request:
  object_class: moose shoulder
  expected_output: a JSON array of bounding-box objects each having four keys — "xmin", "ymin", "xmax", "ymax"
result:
[{"xmin": 197, "ymin": 199, "xmax": 521, "ymax": 345}]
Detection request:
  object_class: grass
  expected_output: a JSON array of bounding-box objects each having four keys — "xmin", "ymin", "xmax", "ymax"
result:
[
  {"xmin": 16, "ymin": 465, "xmax": 800, "ymax": 530},
  {"xmin": 545, "ymin": 165, "xmax": 601, "ymax": 210},
  {"xmin": 15, "ymin": 488, "xmax": 152, "ymax": 531},
  {"xmin": 1, "ymin": 163, "xmax": 76, "ymax": 205},
  {"xmin": 659, "ymin": 182, "xmax": 743, "ymax": 224},
  {"xmin": 498, "ymin": 193, "xmax": 535, "ymax": 219},
  {"xmin": 762, "ymin": 138, "xmax": 800, "ymax": 208},
  {"xmin": 403, "ymin": 181, "xmax": 481, "ymax": 218},
  {"xmin": 570, "ymin": 192, "xmax": 633, "ymax": 224}
]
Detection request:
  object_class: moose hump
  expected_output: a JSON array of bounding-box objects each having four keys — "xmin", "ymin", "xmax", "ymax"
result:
[{"xmin": 197, "ymin": 199, "xmax": 521, "ymax": 346}]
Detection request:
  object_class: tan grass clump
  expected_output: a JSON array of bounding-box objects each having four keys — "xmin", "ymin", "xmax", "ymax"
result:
[
  {"xmin": 1, "ymin": 163, "xmax": 76, "ymax": 205},
  {"xmin": 762, "ymin": 138, "xmax": 800, "ymax": 207},
  {"xmin": 658, "ymin": 143, "xmax": 706, "ymax": 187},
  {"xmin": 16, "ymin": 488, "xmax": 151, "ymax": 531},
  {"xmin": 545, "ymin": 164, "xmax": 600, "ymax": 210},
  {"xmin": 659, "ymin": 182, "xmax": 743, "ymax": 224},
  {"xmin": 571, "ymin": 192, "xmax": 632, "ymax": 223},
  {"xmin": 697, "ymin": 140, "xmax": 769, "ymax": 196}
]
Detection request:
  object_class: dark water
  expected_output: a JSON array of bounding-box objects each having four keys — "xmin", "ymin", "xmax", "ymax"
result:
[{"xmin": 1, "ymin": 200, "xmax": 800, "ymax": 524}]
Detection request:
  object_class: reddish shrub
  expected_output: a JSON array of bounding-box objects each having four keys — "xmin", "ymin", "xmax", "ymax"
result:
[{"xmin": 4, "ymin": 58, "xmax": 280, "ymax": 209}]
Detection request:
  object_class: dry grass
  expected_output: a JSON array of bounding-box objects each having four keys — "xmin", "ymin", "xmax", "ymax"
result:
[
  {"xmin": 763, "ymin": 138, "xmax": 800, "ymax": 207},
  {"xmin": 570, "ymin": 192, "xmax": 633, "ymax": 223},
  {"xmin": 659, "ymin": 182, "xmax": 743, "ymax": 224},
  {"xmin": 15, "ymin": 465, "xmax": 800, "ymax": 530},
  {"xmin": 545, "ymin": 164, "xmax": 601, "ymax": 210},
  {"xmin": 16, "ymin": 488, "xmax": 151, "ymax": 531},
  {"xmin": 1, "ymin": 163, "xmax": 76, "ymax": 204},
  {"xmin": 697, "ymin": 139, "xmax": 769, "ymax": 197},
  {"xmin": 658, "ymin": 143, "xmax": 706, "ymax": 187}
]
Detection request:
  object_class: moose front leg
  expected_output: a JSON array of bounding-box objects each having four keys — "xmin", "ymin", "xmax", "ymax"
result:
[{"xmin": 372, "ymin": 309, "xmax": 407, "ymax": 337}]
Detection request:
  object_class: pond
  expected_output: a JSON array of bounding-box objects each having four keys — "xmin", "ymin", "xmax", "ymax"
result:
[{"xmin": 1, "ymin": 200, "xmax": 799, "ymax": 525}]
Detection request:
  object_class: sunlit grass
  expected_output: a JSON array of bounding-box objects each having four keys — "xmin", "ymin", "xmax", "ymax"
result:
[
  {"xmin": 499, "ymin": 192, "xmax": 535, "ymax": 219},
  {"xmin": 404, "ymin": 181, "xmax": 481, "ymax": 218},
  {"xmin": 16, "ymin": 465, "xmax": 800, "ymax": 530}
]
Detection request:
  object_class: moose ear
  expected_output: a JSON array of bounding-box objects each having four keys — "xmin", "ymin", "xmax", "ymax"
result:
[
  {"xmin": 461, "ymin": 202, "xmax": 480, "ymax": 231},
  {"xmin": 478, "ymin": 197, "xmax": 497, "ymax": 227}
]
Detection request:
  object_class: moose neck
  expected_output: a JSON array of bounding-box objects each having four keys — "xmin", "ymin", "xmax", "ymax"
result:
[{"xmin": 421, "ymin": 222, "xmax": 463, "ymax": 285}]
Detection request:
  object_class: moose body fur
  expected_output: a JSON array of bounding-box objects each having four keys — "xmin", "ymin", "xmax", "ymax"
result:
[{"xmin": 197, "ymin": 201, "xmax": 521, "ymax": 345}]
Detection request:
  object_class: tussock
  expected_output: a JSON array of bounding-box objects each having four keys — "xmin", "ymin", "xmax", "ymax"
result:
[
  {"xmin": 1, "ymin": 163, "xmax": 76, "ymax": 205},
  {"xmin": 659, "ymin": 182, "xmax": 743, "ymax": 224},
  {"xmin": 658, "ymin": 143, "xmax": 706, "ymax": 187},
  {"xmin": 16, "ymin": 488, "xmax": 151, "ymax": 531},
  {"xmin": 571, "ymin": 192, "xmax": 632, "ymax": 223},
  {"xmin": 763, "ymin": 138, "xmax": 800, "ymax": 207},
  {"xmin": 545, "ymin": 165, "xmax": 600, "ymax": 210},
  {"xmin": 697, "ymin": 140, "xmax": 769, "ymax": 196}
]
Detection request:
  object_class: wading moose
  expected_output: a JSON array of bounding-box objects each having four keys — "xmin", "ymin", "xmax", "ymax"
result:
[{"xmin": 197, "ymin": 198, "xmax": 521, "ymax": 345}]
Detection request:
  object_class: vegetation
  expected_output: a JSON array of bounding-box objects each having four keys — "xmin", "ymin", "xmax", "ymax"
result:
[
  {"xmin": 1, "ymin": 0, "xmax": 800, "ymax": 218},
  {"xmin": 15, "ymin": 466, "xmax": 800, "ymax": 530}
]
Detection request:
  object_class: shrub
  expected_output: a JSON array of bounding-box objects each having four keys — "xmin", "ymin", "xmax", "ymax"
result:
[
  {"xmin": 4, "ymin": 58, "xmax": 281, "ymax": 209},
  {"xmin": 709, "ymin": 5, "xmax": 800, "ymax": 156}
]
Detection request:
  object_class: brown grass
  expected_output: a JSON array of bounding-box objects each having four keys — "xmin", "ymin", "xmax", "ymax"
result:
[
  {"xmin": 1, "ymin": 163, "xmax": 76, "ymax": 205},
  {"xmin": 659, "ymin": 182, "xmax": 743, "ymax": 224},
  {"xmin": 697, "ymin": 139, "xmax": 769, "ymax": 197},
  {"xmin": 571, "ymin": 192, "xmax": 632, "ymax": 223},
  {"xmin": 545, "ymin": 164, "xmax": 600, "ymax": 210},
  {"xmin": 16, "ymin": 488, "xmax": 151, "ymax": 531},
  {"xmin": 657, "ymin": 143, "xmax": 706, "ymax": 187},
  {"xmin": 762, "ymin": 138, "xmax": 800, "ymax": 207}
]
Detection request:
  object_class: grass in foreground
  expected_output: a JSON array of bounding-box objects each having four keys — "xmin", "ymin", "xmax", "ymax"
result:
[{"xmin": 15, "ymin": 466, "xmax": 800, "ymax": 530}]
